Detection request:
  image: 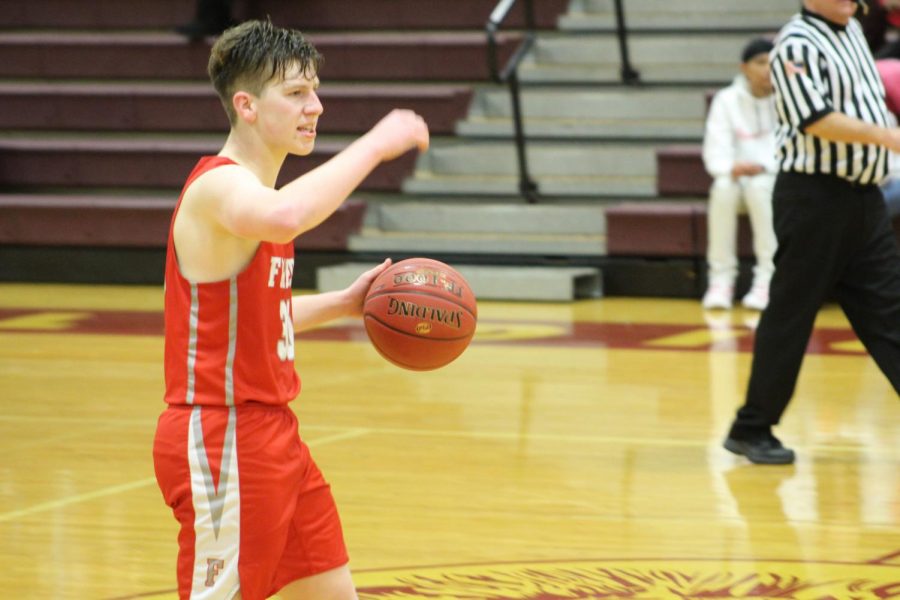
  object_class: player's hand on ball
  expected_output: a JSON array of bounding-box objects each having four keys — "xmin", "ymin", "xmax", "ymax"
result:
[{"xmin": 345, "ymin": 258, "xmax": 392, "ymax": 317}]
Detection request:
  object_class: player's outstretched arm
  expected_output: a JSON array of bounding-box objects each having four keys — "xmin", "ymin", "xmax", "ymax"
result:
[
  {"xmin": 214, "ymin": 110, "xmax": 429, "ymax": 244},
  {"xmin": 291, "ymin": 259, "xmax": 392, "ymax": 332},
  {"xmin": 277, "ymin": 110, "xmax": 429, "ymax": 236}
]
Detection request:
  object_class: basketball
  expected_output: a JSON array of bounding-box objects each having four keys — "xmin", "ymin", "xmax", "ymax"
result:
[{"xmin": 363, "ymin": 258, "xmax": 477, "ymax": 371}]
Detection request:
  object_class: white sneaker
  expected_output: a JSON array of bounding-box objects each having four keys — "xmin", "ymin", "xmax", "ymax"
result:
[
  {"xmin": 742, "ymin": 285, "xmax": 769, "ymax": 311},
  {"xmin": 702, "ymin": 284, "xmax": 733, "ymax": 310}
]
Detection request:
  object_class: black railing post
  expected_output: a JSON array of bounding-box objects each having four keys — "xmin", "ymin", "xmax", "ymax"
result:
[
  {"xmin": 613, "ymin": 0, "xmax": 641, "ymax": 85},
  {"xmin": 523, "ymin": 0, "xmax": 535, "ymax": 31},
  {"xmin": 508, "ymin": 70, "xmax": 539, "ymax": 202},
  {"xmin": 486, "ymin": 0, "xmax": 540, "ymax": 203}
]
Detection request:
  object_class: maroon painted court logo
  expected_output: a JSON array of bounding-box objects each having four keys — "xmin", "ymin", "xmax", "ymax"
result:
[{"xmin": 354, "ymin": 560, "xmax": 900, "ymax": 599}]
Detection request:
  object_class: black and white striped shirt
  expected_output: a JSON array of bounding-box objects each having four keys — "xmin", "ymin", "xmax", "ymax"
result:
[{"xmin": 771, "ymin": 8, "xmax": 890, "ymax": 185}]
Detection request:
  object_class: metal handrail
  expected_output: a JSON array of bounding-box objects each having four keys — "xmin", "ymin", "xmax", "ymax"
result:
[
  {"xmin": 486, "ymin": 0, "xmax": 640, "ymax": 203},
  {"xmin": 486, "ymin": 0, "xmax": 539, "ymax": 203},
  {"xmin": 613, "ymin": 0, "xmax": 640, "ymax": 84}
]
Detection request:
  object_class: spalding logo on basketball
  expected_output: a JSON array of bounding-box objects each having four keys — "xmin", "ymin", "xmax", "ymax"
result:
[{"xmin": 363, "ymin": 258, "xmax": 477, "ymax": 370}]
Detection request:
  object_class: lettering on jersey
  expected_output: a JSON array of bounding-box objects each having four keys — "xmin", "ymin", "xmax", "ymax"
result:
[
  {"xmin": 205, "ymin": 558, "xmax": 225, "ymax": 587},
  {"xmin": 386, "ymin": 297, "xmax": 463, "ymax": 331},
  {"xmin": 277, "ymin": 299, "xmax": 295, "ymax": 361},
  {"xmin": 267, "ymin": 257, "xmax": 295, "ymax": 289}
]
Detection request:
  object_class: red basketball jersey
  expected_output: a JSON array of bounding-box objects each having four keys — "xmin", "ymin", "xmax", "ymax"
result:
[{"xmin": 164, "ymin": 156, "xmax": 301, "ymax": 406}]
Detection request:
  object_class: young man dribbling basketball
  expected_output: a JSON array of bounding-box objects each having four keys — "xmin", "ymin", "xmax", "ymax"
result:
[{"xmin": 152, "ymin": 20, "xmax": 429, "ymax": 600}]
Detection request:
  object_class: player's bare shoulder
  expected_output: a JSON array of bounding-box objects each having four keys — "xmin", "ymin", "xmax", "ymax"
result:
[
  {"xmin": 178, "ymin": 163, "xmax": 251, "ymax": 221},
  {"xmin": 173, "ymin": 162, "xmax": 263, "ymax": 282}
]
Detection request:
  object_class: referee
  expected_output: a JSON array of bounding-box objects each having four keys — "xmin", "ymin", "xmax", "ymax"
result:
[{"xmin": 723, "ymin": 0, "xmax": 900, "ymax": 464}]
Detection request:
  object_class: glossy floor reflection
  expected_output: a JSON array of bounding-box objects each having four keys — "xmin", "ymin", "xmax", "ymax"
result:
[{"xmin": 0, "ymin": 283, "xmax": 898, "ymax": 599}]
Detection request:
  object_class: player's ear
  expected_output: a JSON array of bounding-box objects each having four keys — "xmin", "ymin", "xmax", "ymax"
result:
[{"xmin": 233, "ymin": 91, "xmax": 257, "ymax": 124}]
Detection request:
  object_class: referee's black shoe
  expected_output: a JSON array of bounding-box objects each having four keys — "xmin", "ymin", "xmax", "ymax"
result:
[{"xmin": 724, "ymin": 430, "xmax": 795, "ymax": 465}]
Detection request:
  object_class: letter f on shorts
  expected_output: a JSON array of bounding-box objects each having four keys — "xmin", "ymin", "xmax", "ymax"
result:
[{"xmin": 205, "ymin": 558, "xmax": 225, "ymax": 587}]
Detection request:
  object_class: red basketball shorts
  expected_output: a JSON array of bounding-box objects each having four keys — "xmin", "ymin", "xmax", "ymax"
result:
[{"xmin": 153, "ymin": 403, "xmax": 348, "ymax": 600}]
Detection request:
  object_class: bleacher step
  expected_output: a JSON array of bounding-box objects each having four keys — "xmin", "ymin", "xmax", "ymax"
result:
[
  {"xmin": 0, "ymin": 133, "xmax": 416, "ymax": 192},
  {"xmin": 560, "ymin": 13, "xmax": 788, "ymax": 31},
  {"xmin": 579, "ymin": 0, "xmax": 789, "ymax": 10},
  {"xmin": 458, "ymin": 117, "xmax": 701, "ymax": 141},
  {"xmin": 371, "ymin": 201, "xmax": 606, "ymax": 234},
  {"xmin": 0, "ymin": 81, "xmax": 472, "ymax": 135},
  {"xmin": 0, "ymin": 193, "xmax": 366, "ymax": 251},
  {"xmin": 3, "ymin": 0, "xmax": 568, "ymax": 31},
  {"xmin": 560, "ymin": 0, "xmax": 793, "ymax": 32},
  {"xmin": 418, "ymin": 141, "xmax": 654, "ymax": 176},
  {"xmin": 348, "ymin": 229, "xmax": 606, "ymax": 256},
  {"xmin": 402, "ymin": 175, "xmax": 653, "ymax": 198},
  {"xmin": 458, "ymin": 87, "xmax": 705, "ymax": 140},
  {"xmin": 317, "ymin": 263, "xmax": 603, "ymax": 301},
  {"xmin": 520, "ymin": 33, "xmax": 775, "ymax": 84},
  {"xmin": 0, "ymin": 30, "xmax": 520, "ymax": 82},
  {"xmin": 405, "ymin": 141, "xmax": 656, "ymax": 198},
  {"xmin": 656, "ymin": 145, "xmax": 710, "ymax": 197}
]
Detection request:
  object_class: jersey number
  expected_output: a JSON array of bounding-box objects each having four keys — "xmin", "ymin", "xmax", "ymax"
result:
[{"xmin": 277, "ymin": 299, "xmax": 295, "ymax": 361}]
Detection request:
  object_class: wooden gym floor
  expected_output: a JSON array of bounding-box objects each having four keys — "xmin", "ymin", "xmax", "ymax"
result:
[{"xmin": 1, "ymin": 282, "xmax": 899, "ymax": 599}]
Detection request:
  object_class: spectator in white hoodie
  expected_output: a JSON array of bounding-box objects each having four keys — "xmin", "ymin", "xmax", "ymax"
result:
[{"xmin": 701, "ymin": 38, "xmax": 778, "ymax": 311}]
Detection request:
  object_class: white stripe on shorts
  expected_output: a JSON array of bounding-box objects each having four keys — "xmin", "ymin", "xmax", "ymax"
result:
[{"xmin": 188, "ymin": 406, "xmax": 241, "ymax": 599}]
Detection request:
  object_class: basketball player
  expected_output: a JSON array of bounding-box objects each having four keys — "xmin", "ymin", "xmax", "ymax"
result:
[{"xmin": 152, "ymin": 20, "xmax": 429, "ymax": 600}]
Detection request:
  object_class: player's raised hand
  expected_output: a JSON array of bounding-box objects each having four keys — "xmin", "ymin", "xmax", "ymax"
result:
[{"xmin": 364, "ymin": 109, "xmax": 430, "ymax": 162}]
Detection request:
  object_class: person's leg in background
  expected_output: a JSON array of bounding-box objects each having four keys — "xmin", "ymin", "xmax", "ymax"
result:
[
  {"xmin": 880, "ymin": 175, "xmax": 900, "ymax": 218},
  {"xmin": 703, "ymin": 176, "xmax": 742, "ymax": 309},
  {"xmin": 176, "ymin": 0, "xmax": 234, "ymax": 40},
  {"xmin": 859, "ymin": 0, "xmax": 889, "ymax": 54},
  {"xmin": 741, "ymin": 173, "xmax": 777, "ymax": 310}
]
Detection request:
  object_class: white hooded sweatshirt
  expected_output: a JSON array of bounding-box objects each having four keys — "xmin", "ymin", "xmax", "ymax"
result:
[{"xmin": 702, "ymin": 74, "xmax": 778, "ymax": 179}]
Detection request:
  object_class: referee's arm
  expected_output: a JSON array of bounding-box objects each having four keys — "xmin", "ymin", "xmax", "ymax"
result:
[
  {"xmin": 773, "ymin": 37, "xmax": 900, "ymax": 153},
  {"xmin": 806, "ymin": 112, "xmax": 900, "ymax": 152}
]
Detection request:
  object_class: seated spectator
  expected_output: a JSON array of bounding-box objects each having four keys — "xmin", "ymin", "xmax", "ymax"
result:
[{"xmin": 701, "ymin": 38, "xmax": 778, "ymax": 311}]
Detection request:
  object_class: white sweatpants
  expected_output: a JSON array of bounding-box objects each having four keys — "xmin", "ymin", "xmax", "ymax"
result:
[{"xmin": 706, "ymin": 173, "xmax": 777, "ymax": 287}]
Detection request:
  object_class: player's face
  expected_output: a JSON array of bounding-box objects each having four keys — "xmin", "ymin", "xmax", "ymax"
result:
[
  {"xmin": 257, "ymin": 64, "xmax": 323, "ymax": 156},
  {"xmin": 805, "ymin": 0, "xmax": 859, "ymax": 25},
  {"xmin": 741, "ymin": 53, "xmax": 773, "ymax": 98}
]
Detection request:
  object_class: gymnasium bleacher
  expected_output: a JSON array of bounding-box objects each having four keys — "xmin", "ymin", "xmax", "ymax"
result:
[
  {"xmin": 0, "ymin": 0, "xmax": 567, "ymax": 289},
  {"xmin": 2, "ymin": 0, "xmax": 897, "ymax": 299}
]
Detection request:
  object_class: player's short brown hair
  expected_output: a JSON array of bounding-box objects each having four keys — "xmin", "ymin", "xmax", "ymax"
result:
[{"xmin": 208, "ymin": 20, "xmax": 323, "ymax": 124}]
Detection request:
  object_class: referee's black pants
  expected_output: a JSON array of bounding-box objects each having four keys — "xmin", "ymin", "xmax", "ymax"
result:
[{"xmin": 733, "ymin": 171, "xmax": 900, "ymax": 430}]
